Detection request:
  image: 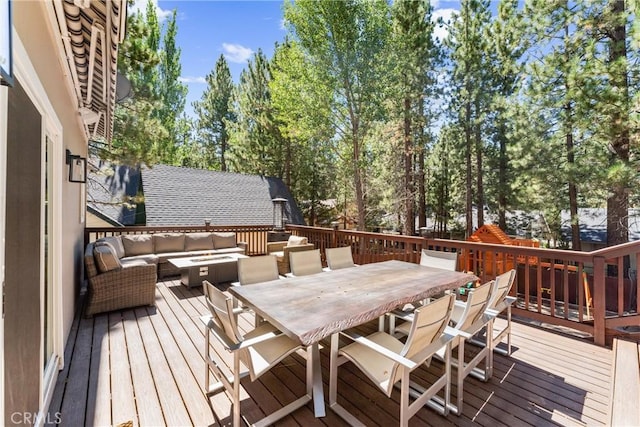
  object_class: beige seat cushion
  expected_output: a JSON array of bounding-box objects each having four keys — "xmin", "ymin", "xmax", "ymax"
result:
[
  {"xmin": 287, "ymin": 235, "xmax": 308, "ymax": 246},
  {"xmin": 184, "ymin": 232, "xmax": 214, "ymax": 251},
  {"xmin": 153, "ymin": 233, "xmax": 185, "ymax": 253},
  {"xmin": 272, "ymin": 251, "xmax": 285, "ymax": 262},
  {"xmin": 213, "ymin": 232, "xmax": 236, "ymax": 249},
  {"xmin": 94, "ymin": 243, "xmax": 123, "ymax": 273},
  {"xmin": 122, "ymin": 234, "xmax": 153, "ymax": 257}
]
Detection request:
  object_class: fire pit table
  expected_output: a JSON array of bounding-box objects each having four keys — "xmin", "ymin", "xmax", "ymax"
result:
[{"xmin": 168, "ymin": 253, "xmax": 248, "ymax": 288}]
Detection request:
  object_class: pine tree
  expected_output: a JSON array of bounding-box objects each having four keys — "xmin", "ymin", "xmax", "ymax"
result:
[
  {"xmin": 193, "ymin": 55, "xmax": 236, "ymax": 171},
  {"xmin": 158, "ymin": 9, "xmax": 187, "ymax": 164},
  {"xmin": 445, "ymin": 0, "xmax": 493, "ymax": 236},
  {"xmin": 389, "ymin": 0, "xmax": 441, "ymax": 235},
  {"xmin": 227, "ymin": 50, "xmax": 286, "ymax": 177}
]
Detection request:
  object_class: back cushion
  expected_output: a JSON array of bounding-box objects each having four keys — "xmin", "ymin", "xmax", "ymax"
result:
[
  {"xmin": 94, "ymin": 243, "xmax": 123, "ymax": 273},
  {"xmin": 97, "ymin": 236, "xmax": 125, "ymax": 259},
  {"xmin": 122, "ymin": 234, "xmax": 153, "ymax": 257},
  {"xmin": 212, "ymin": 232, "xmax": 237, "ymax": 249},
  {"xmin": 287, "ymin": 235, "xmax": 308, "ymax": 246},
  {"xmin": 184, "ymin": 232, "xmax": 214, "ymax": 251},
  {"xmin": 153, "ymin": 233, "xmax": 185, "ymax": 253}
]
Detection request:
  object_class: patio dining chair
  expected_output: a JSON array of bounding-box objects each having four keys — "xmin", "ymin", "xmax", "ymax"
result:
[
  {"xmin": 324, "ymin": 246, "xmax": 357, "ymax": 271},
  {"xmin": 420, "ymin": 248, "xmax": 459, "ymax": 271},
  {"xmin": 469, "ymin": 269, "xmax": 517, "ymax": 355},
  {"xmin": 201, "ymin": 280, "xmax": 312, "ymax": 427},
  {"xmin": 287, "ymin": 249, "xmax": 323, "ymax": 277},
  {"xmin": 329, "ymin": 294, "xmax": 456, "ymax": 426},
  {"xmin": 394, "ymin": 279, "xmax": 496, "ymax": 415},
  {"xmin": 386, "ymin": 249, "xmax": 459, "ymax": 334},
  {"xmin": 233, "ymin": 254, "xmax": 282, "ymax": 326}
]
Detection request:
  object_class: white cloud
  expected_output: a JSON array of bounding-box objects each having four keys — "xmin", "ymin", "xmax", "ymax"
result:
[
  {"xmin": 129, "ymin": 0, "xmax": 173, "ymax": 23},
  {"xmin": 432, "ymin": 8, "xmax": 457, "ymax": 42},
  {"xmin": 179, "ymin": 76, "xmax": 207, "ymax": 84},
  {"xmin": 222, "ymin": 43, "xmax": 254, "ymax": 63}
]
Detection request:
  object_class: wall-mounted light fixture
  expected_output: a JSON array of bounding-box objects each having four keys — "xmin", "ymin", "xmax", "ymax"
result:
[
  {"xmin": 272, "ymin": 197, "xmax": 287, "ymax": 231},
  {"xmin": 66, "ymin": 149, "xmax": 86, "ymax": 183}
]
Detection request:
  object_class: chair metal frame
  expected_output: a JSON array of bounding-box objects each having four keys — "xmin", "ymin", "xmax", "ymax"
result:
[
  {"xmin": 201, "ymin": 280, "xmax": 312, "ymax": 426},
  {"xmin": 329, "ymin": 294, "xmax": 457, "ymax": 426},
  {"xmin": 393, "ymin": 280, "xmax": 496, "ymax": 415}
]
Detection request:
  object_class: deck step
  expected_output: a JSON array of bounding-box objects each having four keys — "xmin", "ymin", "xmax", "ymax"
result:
[{"xmin": 610, "ymin": 338, "xmax": 640, "ymax": 426}]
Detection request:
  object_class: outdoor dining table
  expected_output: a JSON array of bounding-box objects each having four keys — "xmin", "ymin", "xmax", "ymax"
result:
[{"xmin": 228, "ymin": 259, "xmax": 477, "ymax": 418}]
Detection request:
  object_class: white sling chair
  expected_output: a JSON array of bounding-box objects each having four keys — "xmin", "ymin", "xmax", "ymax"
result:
[
  {"xmin": 201, "ymin": 281, "xmax": 311, "ymax": 427},
  {"xmin": 469, "ymin": 269, "xmax": 517, "ymax": 355},
  {"xmin": 329, "ymin": 294, "xmax": 457, "ymax": 426},
  {"xmin": 288, "ymin": 248, "xmax": 323, "ymax": 277},
  {"xmin": 395, "ymin": 279, "xmax": 496, "ymax": 415},
  {"xmin": 385, "ymin": 249, "xmax": 459, "ymax": 333},
  {"xmin": 420, "ymin": 248, "xmax": 459, "ymax": 270},
  {"xmin": 233, "ymin": 254, "xmax": 282, "ymax": 326},
  {"xmin": 324, "ymin": 246, "xmax": 357, "ymax": 271}
]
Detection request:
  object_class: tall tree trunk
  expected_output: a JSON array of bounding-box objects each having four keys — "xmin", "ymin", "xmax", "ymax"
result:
[
  {"xmin": 474, "ymin": 100, "xmax": 484, "ymax": 228},
  {"xmin": 403, "ymin": 97, "xmax": 414, "ymax": 235},
  {"xmin": 221, "ymin": 132, "xmax": 227, "ymax": 172},
  {"xmin": 353, "ymin": 128, "xmax": 366, "ymax": 231},
  {"xmin": 285, "ymin": 139, "xmax": 292, "ymax": 188},
  {"xmin": 566, "ymin": 128, "xmax": 581, "ymax": 251},
  {"xmin": 606, "ymin": 0, "xmax": 630, "ymax": 247},
  {"xmin": 417, "ymin": 101, "xmax": 426, "ymax": 231},
  {"xmin": 497, "ymin": 120, "xmax": 507, "ymax": 230},
  {"xmin": 465, "ymin": 100, "xmax": 473, "ymax": 238}
]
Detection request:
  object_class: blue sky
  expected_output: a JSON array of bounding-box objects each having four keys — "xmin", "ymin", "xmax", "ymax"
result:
[{"xmin": 132, "ymin": 0, "xmax": 461, "ymax": 119}]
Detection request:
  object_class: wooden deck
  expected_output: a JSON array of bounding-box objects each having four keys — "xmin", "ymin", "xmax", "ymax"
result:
[{"xmin": 48, "ymin": 278, "xmax": 613, "ymax": 426}]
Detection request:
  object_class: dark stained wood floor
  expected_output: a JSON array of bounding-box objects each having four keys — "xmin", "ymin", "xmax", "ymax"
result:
[{"xmin": 48, "ymin": 278, "xmax": 613, "ymax": 426}]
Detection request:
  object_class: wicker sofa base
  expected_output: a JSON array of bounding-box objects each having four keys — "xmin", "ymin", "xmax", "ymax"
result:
[{"xmin": 85, "ymin": 263, "xmax": 157, "ymax": 317}]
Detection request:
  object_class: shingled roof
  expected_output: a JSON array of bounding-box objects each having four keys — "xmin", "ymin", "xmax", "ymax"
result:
[
  {"xmin": 140, "ymin": 164, "xmax": 305, "ymax": 227},
  {"xmin": 87, "ymin": 158, "xmax": 140, "ymax": 225}
]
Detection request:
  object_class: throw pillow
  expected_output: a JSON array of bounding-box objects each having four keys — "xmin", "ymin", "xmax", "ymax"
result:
[
  {"xmin": 94, "ymin": 243, "xmax": 122, "ymax": 273},
  {"xmin": 212, "ymin": 232, "xmax": 237, "ymax": 249},
  {"xmin": 98, "ymin": 236, "xmax": 125, "ymax": 258},
  {"xmin": 287, "ymin": 235, "xmax": 308, "ymax": 246},
  {"xmin": 122, "ymin": 234, "xmax": 153, "ymax": 257},
  {"xmin": 185, "ymin": 233, "xmax": 214, "ymax": 251}
]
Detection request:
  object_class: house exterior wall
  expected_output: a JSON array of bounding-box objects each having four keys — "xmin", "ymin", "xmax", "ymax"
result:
[
  {"xmin": 1, "ymin": 1, "xmax": 88, "ymax": 424},
  {"xmin": 14, "ymin": 0, "xmax": 86, "ymax": 343}
]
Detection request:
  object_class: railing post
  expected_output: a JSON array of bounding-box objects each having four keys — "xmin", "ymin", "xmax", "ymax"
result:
[
  {"xmin": 331, "ymin": 222, "xmax": 338, "ymax": 249},
  {"xmin": 593, "ymin": 256, "xmax": 606, "ymax": 346}
]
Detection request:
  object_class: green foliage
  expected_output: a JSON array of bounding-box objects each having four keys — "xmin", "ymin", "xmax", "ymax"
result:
[
  {"xmin": 227, "ymin": 50, "xmax": 286, "ymax": 177},
  {"xmin": 106, "ymin": 3, "xmax": 166, "ymax": 166},
  {"xmin": 157, "ymin": 9, "xmax": 188, "ymax": 163},
  {"xmin": 284, "ymin": 0, "xmax": 391, "ymax": 229},
  {"xmin": 193, "ymin": 55, "xmax": 236, "ymax": 171}
]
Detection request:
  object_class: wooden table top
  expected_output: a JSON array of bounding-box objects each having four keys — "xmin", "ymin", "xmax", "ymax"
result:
[{"xmin": 229, "ymin": 260, "xmax": 477, "ymax": 346}]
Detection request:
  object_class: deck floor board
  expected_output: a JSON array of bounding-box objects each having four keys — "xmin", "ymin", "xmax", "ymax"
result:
[{"xmin": 51, "ymin": 279, "xmax": 613, "ymax": 426}]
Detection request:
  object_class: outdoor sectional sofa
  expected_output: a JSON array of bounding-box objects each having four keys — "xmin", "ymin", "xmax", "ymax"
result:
[{"xmin": 84, "ymin": 232, "xmax": 247, "ymax": 316}]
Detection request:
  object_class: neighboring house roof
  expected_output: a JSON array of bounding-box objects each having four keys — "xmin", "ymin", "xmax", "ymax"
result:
[
  {"xmin": 560, "ymin": 208, "xmax": 640, "ymax": 243},
  {"xmin": 86, "ymin": 158, "xmax": 141, "ymax": 226},
  {"xmin": 141, "ymin": 165, "xmax": 305, "ymax": 227}
]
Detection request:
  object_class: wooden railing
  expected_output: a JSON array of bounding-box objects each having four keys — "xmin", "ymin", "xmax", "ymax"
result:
[
  {"xmin": 288, "ymin": 224, "xmax": 640, "ymax": 346},
  {"xmin": 84, "ymin": 224, "xmax": 640, "ymax": 345}
]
